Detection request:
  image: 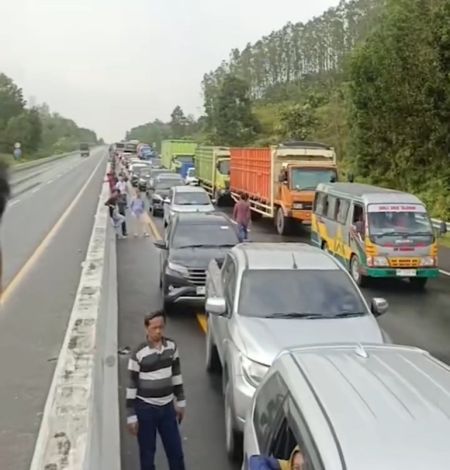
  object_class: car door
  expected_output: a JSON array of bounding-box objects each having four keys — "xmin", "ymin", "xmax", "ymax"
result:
[
  {"xmin": 164, "ymin": 188, "xmax": 174, "ymax": 225},
  {"xmin": 214, "ymin": 255, "xmax": 237, "ymax": 362},
  {"xmin": 160, "ymin": 218, "xmax": 172, "ymax": 277}
]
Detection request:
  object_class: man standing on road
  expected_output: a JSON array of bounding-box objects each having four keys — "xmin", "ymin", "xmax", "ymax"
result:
[
  {"xmin": 233, "ymin": 193, "xmax": 251, "ymax": 242},
  {"xmin": 127, "ymin": 311, "xmax": 186, "ymax": 470},
  {"xmin": 115, "ymin": 176, "xmax": 129, "ymax": 237}
]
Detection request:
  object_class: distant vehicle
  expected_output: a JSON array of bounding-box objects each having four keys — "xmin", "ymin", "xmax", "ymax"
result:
[
  {"xmin": 230, "ymin": 142, "xmax": 337, "ymax": 235},
  {"xmin": 124, "ymin": 141, "xmax": 138, "ymax": 155},
  {"xmin": 195, "ymin": 146, "xmax": 230, "ymax": 204},
  {"xmin": 161, "ymin": 139, "xmax": 197, "ymax": 171},
  {"xmin": 130, "ymin": 162, "xmax": 152, "ymax": 186},
  {"xmin": 163, "ymin": 185, "xmax": 215, "ymax": 228},
  {"xmin": 204, "ymin": 242, "xmax": 389, "ymax": 459},
  {"xmin": 137, "ymin": 167, "xmax": 153, "ymax": 192},
  {"xmin": 179, "ymin": 161, "xmax": 195, "ymax": 181},
  {"xmin": 148, "ymin": 173, "xmax": 184, "ymax": 216},
  {"xmin": 243, "ymin": 343, "xmax": 450, "ymax": 470},
  {"xmin": 154, "ymin": 212, "xmax": 239, "ymax": 313},
  {"xmin": 311, "ymin": 182, "xmax": 440, "ymax": 288},
  {"xmin": 147, "ymin": 169, "xmax": 175, "ymax": 192},
  {"xmin": 185, "ymin": 166, "xmax": 198, "ymax": 186},
  {"xmin": 80, "ymin": 142, "xmax": 90, "ymax": 157}
]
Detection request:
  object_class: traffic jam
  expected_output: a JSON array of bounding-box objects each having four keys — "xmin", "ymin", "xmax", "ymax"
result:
[{"xmin": 110, "ymin": 140, "xmax": 450, "ymax": 469}]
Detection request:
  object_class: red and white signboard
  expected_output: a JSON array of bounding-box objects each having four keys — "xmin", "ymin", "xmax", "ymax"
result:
[{"xmin": 368, "ymin": 204, "xmax": 426, "ymax": 213}]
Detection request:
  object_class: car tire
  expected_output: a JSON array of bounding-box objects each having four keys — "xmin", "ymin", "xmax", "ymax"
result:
[
  {"xmin": 409, "ymin": 277, "xmax": 428, "ymax": 290},
  {"xmin": 350, "ymin": 254, "xmax": 367, "ymax": 287},
  {"xmin": 205, "ymin": 322, "xmax": 221, "ymax": 373},
  {"xmin": 224, "ymin": 380, "xmax": 243, "ymax": 462}
]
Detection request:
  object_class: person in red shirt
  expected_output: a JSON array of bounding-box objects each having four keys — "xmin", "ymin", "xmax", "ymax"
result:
[{"xmin": 233, "ymin": 193, "xmax": 251, "ymax": 242}]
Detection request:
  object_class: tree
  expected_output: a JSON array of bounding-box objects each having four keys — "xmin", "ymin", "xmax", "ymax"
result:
[
  {"xmin": 279, "ymin": 102, "xmax": 318, "ymax": 140},
  {"xmin": 4, "ymin": 108, "xmax": 42, "ymax": 152},
  {"xmin": 169, "ymin": 105, "xmax": 189, "ymax": 138},
  {"xmin": 210, "ymin": 74, "xmax": 260, "ymax": 146},
  {"xmin": 0, "ymin": 73, "xmax": 25, "ymax": 130}
]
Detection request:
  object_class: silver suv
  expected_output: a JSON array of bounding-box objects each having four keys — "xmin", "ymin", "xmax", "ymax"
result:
[
  {"xmin": 243, "ymin": 343, "xmax": 450, "ymax": 469},
  {"xmin": 204, "ymin": 243, "xmax": 389, "ymax": 460}
]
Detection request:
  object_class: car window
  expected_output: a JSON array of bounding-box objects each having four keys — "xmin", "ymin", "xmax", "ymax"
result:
[
  {"xmin": 239, "ymin": 269, "xmax": 367, "ymax": 318},
  {"xmin": 223, "ymin": 259, "xmax": 236, "ymax": 312},
  {"xmin": 336, "ymin": 198, "xmax": 350, "ymax": 224},
  {"xmin": 253, "ymin": 372, "xmax": 287, "ymax": 450},
  {"xmin": 173, "ymin": 191, "xmax": 210, "ymax": 205},
  {"xmin": 171, "ymin": 221, "xmax": 239, "ymax": 249}
]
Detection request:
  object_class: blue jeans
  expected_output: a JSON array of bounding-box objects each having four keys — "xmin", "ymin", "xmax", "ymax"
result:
[
  {"xmin": 136, "ymin": 401, "xmax": 185, "ymax": 470},
  {"xmin": 238, "ymin": 223, "xmax": 248, "ymax": 242}
]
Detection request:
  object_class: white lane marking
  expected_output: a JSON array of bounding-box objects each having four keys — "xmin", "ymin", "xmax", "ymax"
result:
[
  {"xmin": 46, "ymin": 179, "xmax": 55, "ymax": 185},
  {"xmin": 31, "ymin": 187, "xmax": 41, "ymax": 194},
  {"xmin": 440, "ymin": 269, "xmax": 450, "ymax": 276},
  {"xmin": 9, "ymin": 199, "xmax": 21, "ymax": 207}
]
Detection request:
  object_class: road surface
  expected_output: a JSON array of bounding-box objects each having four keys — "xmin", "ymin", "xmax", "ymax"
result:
[
  {"xmin": 117, "ymin": 200, "xmax": 450, "ymax": 469},
  {"xmin": 0, "ymin": 148, "xmax": 107, "ymax": 470}
]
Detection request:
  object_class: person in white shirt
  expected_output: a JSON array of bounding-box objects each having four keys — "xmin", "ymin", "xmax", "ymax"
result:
[{"xmin": 115, "ymin": 176, "xmax": 129, "ymax": 237}]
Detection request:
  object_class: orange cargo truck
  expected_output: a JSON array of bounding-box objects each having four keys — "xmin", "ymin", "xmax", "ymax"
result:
[{"xmin": 230, "ymin": 141, "xmax": 337, "ymax": 235}]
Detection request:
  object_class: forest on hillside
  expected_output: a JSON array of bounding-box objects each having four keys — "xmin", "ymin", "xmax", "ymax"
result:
[
  {"xmin": 0, "ymin": 73, "xmax": 100, "ymax": 160},
  {"xmin": 127, "ymin": 0, "xmax": 450, "ymax": 219}
]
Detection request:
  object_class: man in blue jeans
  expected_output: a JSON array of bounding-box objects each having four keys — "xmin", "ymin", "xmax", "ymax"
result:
[{"xmin": 127, "ymin": 311, "xmax": 186, "ymax": 470}]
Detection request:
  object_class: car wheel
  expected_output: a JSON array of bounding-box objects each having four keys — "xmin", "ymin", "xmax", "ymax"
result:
[
  {"xmin": 205, "ymin": 322, "xmax": 221, "ymax": 373},
  {"xmin": 350, "ymin": 254, "xmax": 367, "ymax": 287},
  {"xmin": 409, "ymin": 277, "xmax": 428, "ymax": 290},
  {"xmin": 224, "ymin": 380, "xmax": 243, "ymax": 462}
]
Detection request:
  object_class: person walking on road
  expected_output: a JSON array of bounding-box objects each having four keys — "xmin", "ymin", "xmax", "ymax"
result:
[
  {"xmin": 0, "ymin": 160, "xmax": 10, "ymax": 296},
  {"xmin": 130, "ymin": 191, "xmax": 149, "ymax": 237},
  {"xmin": 233, "ymin": 193, "xmax": 251, "ymax": 242},
  {"xmin": 104, "ymin": 189, "xmax": 126, "ymax": 238},
  {"xmin": 115, "ymin": 176, "xmax": 129, "ymax": 237},
  {"xmin": 127, "ymin": 311, "xmax": 186, "ymax": 470}
]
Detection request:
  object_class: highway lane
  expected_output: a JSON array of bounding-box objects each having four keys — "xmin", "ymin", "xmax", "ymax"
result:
[
  {"xmin": 118, "ymin": 197, "xmax": 450, "ymax": 468},
  {"xmin": 0, "ymin": 148, "xmax": 107, "ymax": 470}
]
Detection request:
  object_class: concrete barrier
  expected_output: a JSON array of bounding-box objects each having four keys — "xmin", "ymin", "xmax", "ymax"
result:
[
  {"xmin": 12, "ymin": 151, "xmax": 77, "ymax": 174},
  {"xmin": 29, "ymin": 175, "xmax": 120, "ymax": 470}
]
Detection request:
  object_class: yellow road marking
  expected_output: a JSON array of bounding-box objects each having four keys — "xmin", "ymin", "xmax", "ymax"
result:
[
  {"xmin": 1, "ymin": 157, "xmax": 105, "ymax": 306},
  {"xmin": 196, "ymin": 313, "xmax": 208, "ymax": 333}
]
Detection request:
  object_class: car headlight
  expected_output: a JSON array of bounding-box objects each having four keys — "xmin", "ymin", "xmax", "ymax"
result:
[
  {"xmin": 293, "ymin": 203, "xmax": 303, "ymax": 210},
  {"xmin": 167, "ymin": 262, "xmax": 188, "ymax": 276},
  {"xmin": 240, "ymin": 355, "xmax": 269, "ymax": 388},
  {"xmin": 371, "ymin": 256, "xmax": 389, "ymax": 267},
  {"xmin": 420, "ymin": 256, "xmax": 435, "ymax": 267}
]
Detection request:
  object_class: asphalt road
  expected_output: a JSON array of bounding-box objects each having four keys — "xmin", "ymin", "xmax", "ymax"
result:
[
  {"xmin": 0, "ymin": 148, "xmax": 107, "ymax": 470},
  {"xmin": 118, "ymin": 198, "xmax": 450, "ymax": 469}
]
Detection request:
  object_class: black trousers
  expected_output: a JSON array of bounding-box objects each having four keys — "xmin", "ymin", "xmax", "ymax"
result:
[{"xmin": 118, "ymin": 204, "xmax": 127, "ymax": 235}]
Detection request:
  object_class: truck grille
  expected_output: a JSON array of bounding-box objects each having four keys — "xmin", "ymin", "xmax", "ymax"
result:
[
  {"xmin": 389, "ymin": 258, "xmax": 421, "ymax": 268},
  {"xmin": 187, "ymin": 268, "xmax": 207, "ymax": 286}
]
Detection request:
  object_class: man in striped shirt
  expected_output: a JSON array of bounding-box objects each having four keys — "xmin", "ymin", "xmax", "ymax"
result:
[{"xmin": 127, "ymin": 311, "xmax": 186, "ymax": 470}]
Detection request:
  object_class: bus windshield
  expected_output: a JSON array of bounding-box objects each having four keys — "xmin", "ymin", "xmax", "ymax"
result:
[
  {"xmin": 368, "ymin": 204, "xmax": 434, "ymax": 244},
  {"xmin": 291, "ymin": 168, "xmax": 337, "ymax": 191}
]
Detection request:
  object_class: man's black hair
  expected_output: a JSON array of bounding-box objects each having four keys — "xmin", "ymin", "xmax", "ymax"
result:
[
  {"xmin": 144, "ymin": 310, "xmax": 166, "ymax": 326},
  {"xmin": 0, "ymin": 160, "xmax": 10, "ymax": 220}
]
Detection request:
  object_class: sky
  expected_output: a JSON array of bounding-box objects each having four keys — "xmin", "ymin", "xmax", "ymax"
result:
[{"xmin": 0, "ymin": 0, "xmax": 340, "ymax": 141}]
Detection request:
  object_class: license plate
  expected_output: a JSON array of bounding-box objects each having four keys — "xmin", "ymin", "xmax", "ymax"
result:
[
  {"xmin": 396, "ymin": 269, "xmax": 417, "ymax": 277},
  {"xmin": 196, "ymin": 286, "xmax": 206, "ymax": 295}
]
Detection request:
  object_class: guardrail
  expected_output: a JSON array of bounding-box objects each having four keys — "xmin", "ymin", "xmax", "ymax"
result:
[
  {"xmin": 29, "ymin": 176, "xmax": 120, "ymax": 470},
  {"xmin": 11, "ymin": 151, "xmax": 77, "ymax": 173}
]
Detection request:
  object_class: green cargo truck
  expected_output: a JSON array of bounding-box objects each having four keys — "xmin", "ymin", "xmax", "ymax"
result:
[
  {"xmin": 161, "ymin": 140, "xmax": 197, "ymax": 171},
  {"xmin": 194, "ymin": 145, "xmax": 230, "ymax": 204}
]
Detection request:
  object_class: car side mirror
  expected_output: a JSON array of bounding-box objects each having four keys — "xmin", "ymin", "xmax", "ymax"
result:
[
  {"xmin": 371, "ymin": 297, "xmax": 389, "ymax": 317},
  {"xmin": 439, "ymin": 221, "xmax": 447, "ymax": 236},
  {"xmin": 154, "ymin": 240, "xmax": 167, "ymax": 250},
  {"xmin": 205, "ymin": 296, "xmax": 226, "ymax": 316}
]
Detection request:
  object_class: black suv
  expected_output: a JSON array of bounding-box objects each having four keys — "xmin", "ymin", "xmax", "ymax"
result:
[{"xmin": 154, "ymin": 212, "xmax": 239, "ymax": 313}]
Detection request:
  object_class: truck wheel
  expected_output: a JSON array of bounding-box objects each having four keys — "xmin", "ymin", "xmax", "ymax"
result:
[
  {"xmin": 224, "ymin": 380, "xmax": 243, "ymax": 462},
  {"xmin": 276, "ymin": 207, "xmax": 291, "ymax": 236},
  {"xmin": 410, "ymin": 277, "xmax": 428, "ymax": 290},
  {"xmin": 350, "ymin": 255, "xmax": 367, "ymax": 287}
]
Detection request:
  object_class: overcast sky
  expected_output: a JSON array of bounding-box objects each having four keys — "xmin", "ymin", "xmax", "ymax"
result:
[{"xmin": 0, "ymin": 0, "xmax": 340, "ymax": 141}]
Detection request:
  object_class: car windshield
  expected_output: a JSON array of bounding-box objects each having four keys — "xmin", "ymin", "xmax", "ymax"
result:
[
  {"xmin": 368, "ymin": 206, "xmax": 433, "ymax": 243},
  {"xmin": 238, "ymin": 270, "xmax": 367, "ymax": 318},
  {"xmin": 174, "ymin": 192, "xmax": 210, "ymax": 205},
  {"xmin": 291, "ymin": 168, "xmax": 337, "ymax": 191},
  {"xmin": 155, "ymin": 178, "xmax": 183, "ymax": 189},
  {"xmin": 217, "ymin": 160, "xmax": 230, "ymax": 175},
  {"xmin": 172, "ymin": 222, "xmax": 238, "ymax": 248}
]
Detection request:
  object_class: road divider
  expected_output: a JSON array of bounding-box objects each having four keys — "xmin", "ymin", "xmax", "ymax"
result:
[{"xmin": 29, "ymin": 170, "xmax": 120, "ymax": 470}]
